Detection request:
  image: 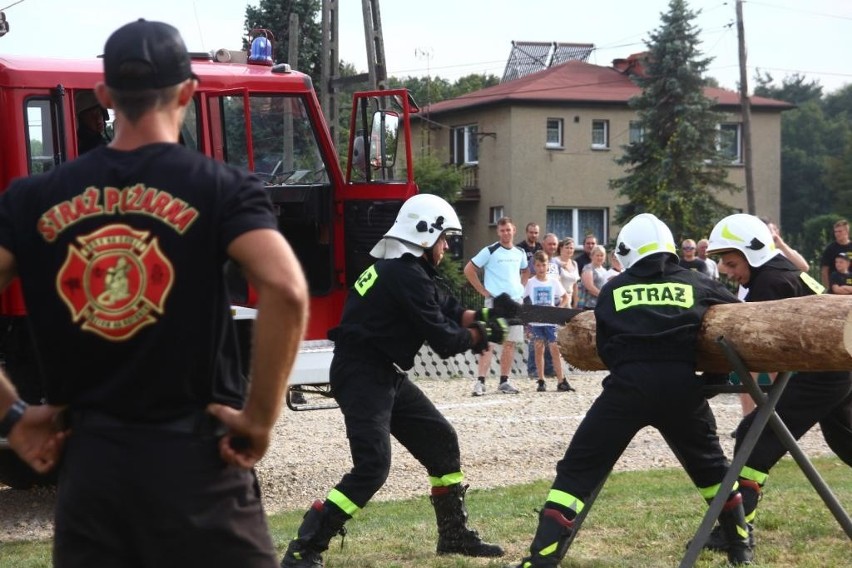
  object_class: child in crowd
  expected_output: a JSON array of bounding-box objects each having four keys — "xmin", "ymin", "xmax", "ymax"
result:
[
  {"xmin": 523, "ymin": 251, "xmax": 575, "ymax": 393},
  {"xmin": 830, "ymin": 251, "xmax": 852, "ymax": 294}
]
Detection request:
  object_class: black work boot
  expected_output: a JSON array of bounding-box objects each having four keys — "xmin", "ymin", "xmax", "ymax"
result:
[
  {"xmin": 697, "ymin": 481, "xmax": 760, "ymax": 554},
  {"xmin": 512, "ymin": 507, "xmax": 575, "ymax": 567},
  {"xmin": 718, "ymin": 493, "xmax": 755, "ymax": 565},
  {"xmin": 430, "ymin": 483, "xmax": 505, "ymax": 557},
  {"xmin": 280, "ymin": 500, "xmax": 350, "ymax": 568},
  {"xmin": 699, "ymin": 522, "xmax": 754, "ymax": 553}
]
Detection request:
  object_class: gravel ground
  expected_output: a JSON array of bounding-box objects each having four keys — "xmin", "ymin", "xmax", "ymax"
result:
[{"xmin": 0, "ymin": 371, "xmax": 837, "ymax": 543}]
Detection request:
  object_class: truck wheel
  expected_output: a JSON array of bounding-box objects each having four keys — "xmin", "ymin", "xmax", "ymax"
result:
[{"xmin": 0, "ymin": 449, "xmax": 57, "ymax": 489}]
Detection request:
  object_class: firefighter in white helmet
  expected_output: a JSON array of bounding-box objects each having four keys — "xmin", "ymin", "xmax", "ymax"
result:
[
  {"xmin": 280, "ymin": 193, "xmax": 512, "ymax": 566},
  {"xmin": 511, "ymin": 213, "xmax": 754, "ymax": 567},
  {"xmin": 698, "ymin": 213, "xmax": 852, "ymax": 558}
]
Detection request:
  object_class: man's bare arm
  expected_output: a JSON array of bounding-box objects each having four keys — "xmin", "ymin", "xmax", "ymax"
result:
[
  {"xmin": 464, "ymin": 261, "xmax": 489, "ymax": 298},
  {"xmin": 208, "ymin": 228, "xmax": 309, "ymax": 467},
  {"xmin": 0, "ymin": 246, "xmax": 17, "ymax": 410}
]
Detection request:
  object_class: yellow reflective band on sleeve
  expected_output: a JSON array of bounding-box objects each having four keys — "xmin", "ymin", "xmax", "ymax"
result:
[
  {"xmin": 613, "ymin": 283, "xmax": 694, "ymax": 311},
  {"xmin": 354, "ymin": 265, "xmax": 378, "ymax": 296},
  {"xmin": 800, "ymin": 272, "xmax": 825, "ymax": 295},
  {"xmin": 698, "ymin": 481, "xmax": 739, "ymax": 500},
  {"xmin": 546, "ymin": 489, "xmax": 584, "ymax": 514},
  {"xmin": 429, "ymin": 472, "xmax": 465, "ymax": 487},
  {"xmin": 739, "ymin": 466, "xmax": 769, "ymax": 485},
  {"xmin": 326, "ymin": 488, "xmax": 361, "ymax": 516}
]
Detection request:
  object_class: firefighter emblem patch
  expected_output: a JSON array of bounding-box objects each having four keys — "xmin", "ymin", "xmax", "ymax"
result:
[{"xmin": 57, "ymin": 224, "xmax": 174, "ymax": 340}]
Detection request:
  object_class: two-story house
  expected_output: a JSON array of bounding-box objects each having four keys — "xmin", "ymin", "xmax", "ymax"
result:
[{"xmin": 414, "ymin": 55, "xmax": 792, "ymax": 256}]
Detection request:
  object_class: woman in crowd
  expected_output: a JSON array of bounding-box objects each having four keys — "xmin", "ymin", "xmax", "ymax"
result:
[
  {"xmin": 578, "ymin": 244, "xmax": 607, "ymax": 309},
  {"xmin": 557, "ymin": 238, "xmax": 580, "ymax": 308}
]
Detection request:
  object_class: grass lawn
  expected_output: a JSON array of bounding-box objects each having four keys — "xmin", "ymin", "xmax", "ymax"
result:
[{"xmin": 2, "ymin": 457, "xmax": 849, "ymax": 567}]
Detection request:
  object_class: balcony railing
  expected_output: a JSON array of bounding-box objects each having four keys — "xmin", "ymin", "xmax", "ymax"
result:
[{"xmin": 457, "ymin": 164, "xmax": 480, "ymax": 201}]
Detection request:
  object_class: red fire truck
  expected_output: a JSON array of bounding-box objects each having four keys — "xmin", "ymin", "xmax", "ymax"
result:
[{"xmin": 0, "ymin": 40, "xmax": 418, "ymax": 487}]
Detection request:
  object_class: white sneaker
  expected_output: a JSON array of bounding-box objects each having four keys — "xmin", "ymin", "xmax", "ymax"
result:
[
  {"xmin": 472, "ymin": 381, "xmax": 485, "ymax": 397},
  {"xmin": 497, "ymin": 380, "xmax": 520, "ymax": 394}
]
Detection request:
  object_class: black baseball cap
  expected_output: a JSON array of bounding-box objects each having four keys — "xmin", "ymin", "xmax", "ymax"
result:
[{"xmin": 103, "ymin": 19, "xmax": 198, "ymax": 91}]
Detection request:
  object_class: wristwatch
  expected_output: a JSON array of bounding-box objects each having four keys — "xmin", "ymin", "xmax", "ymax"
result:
[{"xmin": 0, "ymin": 399, "xmax": 28, "ymax": 438}]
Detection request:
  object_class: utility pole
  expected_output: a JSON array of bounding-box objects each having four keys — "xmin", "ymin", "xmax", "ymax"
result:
[
  {"xmin": 736, "ymin": 0, "xmax": 756, "ymax": 214},
  {"xmin": 415, "ymin": 47, "xmax": 433, "ymax": 155},
  {"xmin": 322, "ymin": 0, "xmax": 387, "ymax": 151},
  {"xmin": 320, "ymin": 0, "xmax": 340, "ymax": 148},
  {"xmin": 361, "ymin": 0, "xmax": 387, "ymax": 90}
]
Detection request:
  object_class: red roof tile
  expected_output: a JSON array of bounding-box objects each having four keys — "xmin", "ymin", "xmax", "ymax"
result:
[{"xmin": 424, "ymin": 60, "xmax": 793, "ymax": 115}]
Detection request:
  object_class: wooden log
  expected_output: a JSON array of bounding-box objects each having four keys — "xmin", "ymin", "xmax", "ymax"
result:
[{"xmin": 557, "ymin": 295, "xmax": 852, "ymax": 373}]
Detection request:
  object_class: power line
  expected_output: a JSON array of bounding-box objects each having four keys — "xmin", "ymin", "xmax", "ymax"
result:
[
  {"xmin": 0, "ymin": 0, "xmax": 27, "ymax": 12},
  {"xmin": 746, "ymin": 0, "xmax": 852, "ymax": 22}
]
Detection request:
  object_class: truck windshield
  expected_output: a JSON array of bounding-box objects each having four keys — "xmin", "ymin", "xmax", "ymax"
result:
[{"xmin": 221, "ymin": 94, "xmax": 329, "ymax": 186}]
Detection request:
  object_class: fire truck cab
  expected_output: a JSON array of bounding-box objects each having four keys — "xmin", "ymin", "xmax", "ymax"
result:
[{"xmin": 0, "ymin": 44, "xmax": 418, "ymax": 488}]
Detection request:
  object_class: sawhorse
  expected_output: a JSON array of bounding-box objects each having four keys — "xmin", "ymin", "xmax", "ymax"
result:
[{"xmin": 565, "ymin": 337, "xmax": 852, "ymax": 566}]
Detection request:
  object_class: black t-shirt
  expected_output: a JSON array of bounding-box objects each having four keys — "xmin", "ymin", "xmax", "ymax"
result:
[
  {"xmin": 516, "ymin": 240, "xmax": 541, "ymax": 268},
  {"xmin": 829, "ymin": 271, "xmax": 852, "ymax": 292},
  {"xmin": 329, "ymin": 255, "xmax": 470, "ymax": 369},
  {"xmin": 744, "ymin": 255, "xmax": 822, "ymax": 302},
  {"xmin": 821, "ymin": 241, "xmax": 852, "ymax": 271},
  {"xmin": 678, "ymin": 257, "xmax": 710, "ymax": 276},
  {"xmin": 0, "ymin": 144, "xmax": 277, "ymax": 421},
  {"xmin": 575, "ymin": 251, "xmax": 592, "ymax": 273}
]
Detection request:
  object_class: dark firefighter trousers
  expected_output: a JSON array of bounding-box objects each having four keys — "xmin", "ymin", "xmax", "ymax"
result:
[
  {"xmin": 735, "ymin": 370, "xmax": 852, "ymax": 471},
  {"xmin": 53, "ymin": 412, "xmax": 277, "ymax": 568},
  {"xmin": 551, "ymin": 361, "xmax": 730, "ymax": 505},
  {"xmin": 329, "ymin": 353, "xmax": 462, "ymax": 509}
]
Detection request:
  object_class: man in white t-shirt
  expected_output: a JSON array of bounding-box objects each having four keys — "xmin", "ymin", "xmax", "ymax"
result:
[{"xmin": 464, "ymin": 217, "xmax": 528, "ymax": 396}]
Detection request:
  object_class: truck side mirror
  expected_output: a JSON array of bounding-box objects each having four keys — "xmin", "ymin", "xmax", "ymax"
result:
[{"xmin": 369, "ymin": 110, "xmax": 399, "ymax": 170}]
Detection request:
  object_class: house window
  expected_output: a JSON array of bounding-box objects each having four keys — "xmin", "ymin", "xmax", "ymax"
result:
[
  {"xmin": 451, "ymin": 124, "xmax": 479, "ymax": 165},
  {"xmin": 629, "ymin": 121, "xmax": 645, "ymax": 144},
  {"xmin": 718, "ymin": 123, "xmax": 742, "ymax": 163},
  {"xmin": 546, "ymin": 207, "xmax": 607, "ymax": 243},
  {"xmin": 488, "ymin": 206, "xmax": 505, "ymax": 226},
  {"xmin": 591, "ymin": 119, "xmax": 609, "ymax": 149},
  {"xmin": 546, "ymin": 118, "xmax": 563, "ymax": 148}
]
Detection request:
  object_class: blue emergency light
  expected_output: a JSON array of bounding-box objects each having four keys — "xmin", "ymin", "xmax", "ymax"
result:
[{"xmin": 248, "ymin": 35, "xmax": 274, "ymax": 66}]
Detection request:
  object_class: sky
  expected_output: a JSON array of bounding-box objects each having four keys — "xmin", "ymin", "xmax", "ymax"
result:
[{"xmin": 1, "ymin": 0, "xmax": 850, "ymax": 94}]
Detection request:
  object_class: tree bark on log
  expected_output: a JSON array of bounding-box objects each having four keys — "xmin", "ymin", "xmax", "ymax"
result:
[{"xmin": 557, "ymin": 295, "xmax": 852, "ymax": 373}]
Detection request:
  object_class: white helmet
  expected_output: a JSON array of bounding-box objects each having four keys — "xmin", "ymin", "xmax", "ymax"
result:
[
  {"xmin": 615, "ymin": 213, "xmax": 678, "ymax": 270},
  {"xmin": 706, "ymin": 213, "xmax": 778, "ymax": 267},
  {"xmin": 370, "ymin": 193, "xmax": 462, "ymax": 259}
]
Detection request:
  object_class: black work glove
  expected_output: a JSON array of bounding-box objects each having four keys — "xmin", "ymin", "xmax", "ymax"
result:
[
  {"xmin": 474, "ymin": 293, "xmax": 520, "ymax": 320},
  {"xmin": 469, "ymin": 318, "xmax": 510, "ymax": 354}
]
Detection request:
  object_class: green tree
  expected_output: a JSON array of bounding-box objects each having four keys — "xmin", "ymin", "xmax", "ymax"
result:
[
  {"xmin": 753, "ymin": 71, "xmax": 823, "ymax": 105},
  {"xmin": 609, "ymin": 0, "xmax": 737, "ymax": 240},
  {"xmin": 387, "ymin": 73, "xmax": 498, "ymax": 108},
  {"xmin": 825, "ymin": 132, "xmax": 852, "ymax": 221},
  {"xmin": 822, "ymin": 83, "xmax": 852, "ymax": 121},
  {"xmin": 413, "ymin": 155, "xmax": 466, "ymax": 287},
  {"xmin": 244, "ymin": 0, "xmax": 322, "ymax": 84},
  {"xmin": 777, "ymin": 100, "xmax": 838, "ymax": 236},
  {"xmin": 446, "ymin": 73, "xmax": 500, "ymax": 100},
  {"xmin": 753, "ymin": 73, "xmax": 851, "ymax": 239},
  {"xmin": 414, "ymin": 154, "xmax": 462, "ymax": 202}
]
